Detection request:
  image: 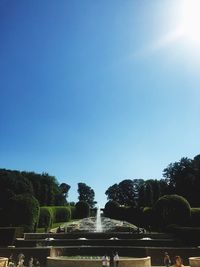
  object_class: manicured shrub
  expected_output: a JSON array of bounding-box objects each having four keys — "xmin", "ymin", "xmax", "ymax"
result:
[
  {"xmin": 104, "ymin": 201, "xmax": 120, "ymax": 219},
  {"xmin": 54, "ymin": 206, "xmax": 71, "ymax": 222},
  {"xmin": 9, "ymin": 194, "xmax": 40, "ymax": 232},
  {"xmin": 190, "ymin": 208, "xmax": 200, "ymax": 227},
  {"xmin": 75, "ymin": 201, "xmax": 90, "ymax": 219},
  {"xmin": 38, "ymin": 207, "xmax": 54, "ymax": 229},
  {"xmin": 154, "ymin": 194, "xmax": 191, "ymax": 227}
]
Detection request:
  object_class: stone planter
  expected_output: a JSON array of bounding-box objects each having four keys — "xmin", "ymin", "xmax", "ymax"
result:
[
  {"xmin": 189, "ymin": 257, "xmax": 200, "ymax": 267},
  {"xmin": 47, "ymin": 256, "xmax": 151, "ymax": 267},
  {"xmin": 0, "ymin": 257, "xmax": 8, "ymax": 267}
]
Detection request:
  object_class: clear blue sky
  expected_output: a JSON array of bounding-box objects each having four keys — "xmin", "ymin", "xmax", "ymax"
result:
[{"xmin": 1, "ymin": 0, "xmax": 200, "ymax": 207}]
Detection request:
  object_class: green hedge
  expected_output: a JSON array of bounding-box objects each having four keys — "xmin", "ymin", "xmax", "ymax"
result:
[
  {"xmin": 38, "ymin": 207, "xmax": 54, "ymax": 229},
  {"xmin": 9, "ymin": 194, "xmax": 40, "ymax": 232},
  {"xmin": 38, "ymin": 206, "xmax": 71, "ymax": 229},
  {"xmin": 54, "ymin": 206, "xmax": 71, "ymax": 223}
]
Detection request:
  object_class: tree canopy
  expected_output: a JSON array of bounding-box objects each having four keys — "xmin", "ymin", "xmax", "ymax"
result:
[{"xmin": 77, "ymin": 182, "xmax": 96, "ymax": 208}]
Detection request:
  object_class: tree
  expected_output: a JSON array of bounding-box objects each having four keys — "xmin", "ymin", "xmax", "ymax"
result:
[
  {"xmin": 105, "ymin": 179, "xmax": 137, "ymax": 206},
  {"xmin": 104, "ymin": 201, "xmax": 120, "ymax": 219},
  {"xmin": 163, "ymin": 157, "xmax": 199, "ymax": 206},
  {"xmin": 77, "ymin": 183, "xmax": 96, "ymax": 208},
  {"xmin": 105, "ymin": 184, "xmax": 121, "ymax": 203},
  {"xmin": 118, "ymin": 179, "xmax": 136, "ymax": 206},
  {"xmin": 59, "ymin": 183, "xmax": 71, "ymax": 204},
  {"xmin": 0, "ymin": 169, "xmax": 68, "ymax": 206}
]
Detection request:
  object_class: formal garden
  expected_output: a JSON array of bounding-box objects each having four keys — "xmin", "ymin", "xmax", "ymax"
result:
[{"xmin": 1, "ymin": 154, "xmax": 200, "ymax": 266}]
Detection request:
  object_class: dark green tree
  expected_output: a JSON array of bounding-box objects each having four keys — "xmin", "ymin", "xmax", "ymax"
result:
[
  {"xmin": 105, "ymin": 183, "xmax": 121, "ymax": 203},
  {"xmin": 77, "ymin": 183, "xmax": 96, "ymax": 208}
]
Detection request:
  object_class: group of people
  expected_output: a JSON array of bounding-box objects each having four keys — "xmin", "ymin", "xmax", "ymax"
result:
[
  {"xmin": 102, "ymin": 252, "xmax": 119, "ymax": 267},
  {"xmin": 8, "ymin": 254, "xmax": 40, "ymax": 267},
  {"xmin": 164, "ymin": 252, "xmax": 184, "ymax": 267}
]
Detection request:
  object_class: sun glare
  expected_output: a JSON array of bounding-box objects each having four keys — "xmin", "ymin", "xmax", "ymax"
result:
[{"xmin": 180, "ymin": 0, "xmax": 200, "ymax": 43}]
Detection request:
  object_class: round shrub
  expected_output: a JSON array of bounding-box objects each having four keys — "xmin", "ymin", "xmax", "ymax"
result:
[
  {"xmin": 54, "ymin": 206, "xmax": 71, "ymax": 222},
  {"xmin": 9, "ymin": 194, "xmax": 40, "ymax": 232},
  {"xmin": 154, "ymin": 194, "xmax": 191, "ymax": 227},
  {"xmin": 75, "ymin": 201, "xmax": 90, "ymax": 219},
  {"xmin": 104, "ymin": 201, "xmax": 120, "ymax": 219},
  {"xmin": 38, "ymin": 207, "xmax": 54, "ymax": 229}
]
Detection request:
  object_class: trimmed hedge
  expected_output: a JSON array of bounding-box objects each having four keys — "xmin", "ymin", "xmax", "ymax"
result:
[
  {"xmin": 38, "ymin": 206, "xmax": 71, "ymax": 229},
  {"xmin": 54, "ymin": 206, "xmax": 71, "ymax": 223},
  {"xmin": 154, "ymin": 194, "xmax": 191, "ymax": 227},
  {"xmin": 38, "ymin": 207, "xmax": 54, "ymax": 229},
  {"xmin": 9, "ymin": 194, "xmax": 40, "ymax": 232}
]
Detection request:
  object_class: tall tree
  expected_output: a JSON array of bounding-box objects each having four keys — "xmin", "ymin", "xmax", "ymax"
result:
[
  {"xmin": 105, "ymin": 183, "xmax": 121, "ymax": 203},
  {"xmin": 77, "ymin": 182, "xmax": 96, "ymax": 208},
  {"xmin": 118, "ymin": 179, "xmax": 136, "ymax": 206},
  {"xmin": 60, "ymin": 183, "xmax": 71, "ymax": 203}
]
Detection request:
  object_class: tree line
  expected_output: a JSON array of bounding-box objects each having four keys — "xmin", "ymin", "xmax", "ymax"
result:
[
  {"xmin": 0, "ymin": 169, "xmax": 96, "ymax": 208},
  {"xmin": 105, "ymin": 154, "xmax": 200, "ymax": 207}
]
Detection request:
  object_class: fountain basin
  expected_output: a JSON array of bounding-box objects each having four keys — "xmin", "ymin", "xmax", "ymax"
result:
[
  {"xmin": 0, "ymin": 257, "xmax": 8, "ymax": 267},
  {"xmin": 189, "ymin": 257, "xmax": 200, "ymax": 267},
  {"xmin": 47, "ymin": 256, "xmax": 151, "ymax": 267}
]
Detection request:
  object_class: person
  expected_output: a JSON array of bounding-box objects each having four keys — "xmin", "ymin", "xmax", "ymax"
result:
[
  {"xmin": 164, "ymin": 252, "xmax": 171, "ymax": 267},
  {"xmin": 8, "ymin": 254, "xmax": 15, "ymax": 267},
  {"xmin": 17, "ymin": 253, "xmax": 25, "ymax": 267},
  {"xmin": 33, "ymin": 258, "xmax": 40, "ymax": 267},
  {"xmin": 28, "ymin": 257, "xmax": 34, "ymax": 267},
  {"xmin": 109, "ymin": 252, "xmax": 114, "ymax": 267},
  {"xmin": 102, "ymin": 255, "xmax": 108, "ymax": 267},
  {"xmin": 114, "ymin": 252, "xmax": 119, "ymax": 267},
  {"xmin": 57, "ymin": 226, "xmax": 61, "ymax": 233},
  {"xmin": 172, "ymin": 256, "xmax": 184, "ymax": 267}
]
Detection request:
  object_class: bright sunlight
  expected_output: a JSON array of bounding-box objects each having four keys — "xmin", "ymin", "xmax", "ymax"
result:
[{"xmin": 180, "ymin": 0, "xmax": 200, "ymax": 43}]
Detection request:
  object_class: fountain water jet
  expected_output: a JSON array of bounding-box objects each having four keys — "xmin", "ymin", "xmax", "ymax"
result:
[{"xmin": 95, "ymin": 207, "xmax": 102, "ymax": 232}]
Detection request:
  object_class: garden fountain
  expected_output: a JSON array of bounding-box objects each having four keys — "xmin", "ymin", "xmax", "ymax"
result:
[
  {"xmin": 46, "ymin": 207, "xmax": 151, "ymax": 267},
  {"xmin": 95, "ymin": 207, "xmax": 102, "ymax": 232}
]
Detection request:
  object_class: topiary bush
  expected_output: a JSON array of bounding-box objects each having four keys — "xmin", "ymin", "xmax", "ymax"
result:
[
  {"xmin": 54, "ymin": 206, "xmax": 71, "ymax": 222},
  {"xmin": 38, "ymin": 207, "xmax": 54, "ymax": 229},
  {"xmin": 9, "ymin": 194, "xmax": 40, "ymax": 232},
  {"xmin": 154, "ymin": 194, "xmax": 191, "ymax": 227},
  {"xmin": 75, "ymin": 201, "xmax": 90, "ymax": 219}
]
